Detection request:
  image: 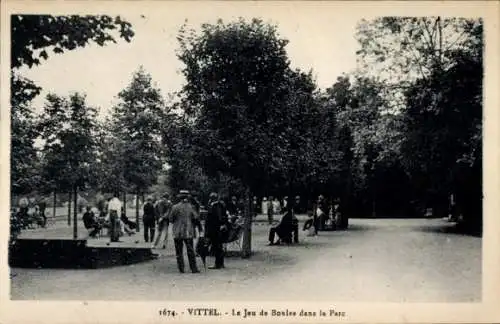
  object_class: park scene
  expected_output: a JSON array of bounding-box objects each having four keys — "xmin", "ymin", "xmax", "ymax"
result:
[{"xmin": 9, "ymin": 12, "xmax": 482, "ymax": 302}]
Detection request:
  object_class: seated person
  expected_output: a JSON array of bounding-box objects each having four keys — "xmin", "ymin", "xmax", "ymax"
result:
[
  {"xmin": 268, "ymin": 207, "xmax": 299, "ymax": 245},
  {"xmin": 120, "ymin": 208, "xmax": 136, "ymax": 236},
  {"xmin": 32, "ymin": 206, "xmax": 46, "ymax": 227},
  {"xmin": 95, "ymin": 207, "xmax": 109, "ymax": 228},
  {"xmin": 83, "ymin": 206, "xmax": 102, "ymax": 238},
  {"xmin": 25, "ymin": 206, "xmax": 40, "ymax": 228},
  {"xmin": 225, "ymin": 218, "xmax": 243, "ymax": 243}
]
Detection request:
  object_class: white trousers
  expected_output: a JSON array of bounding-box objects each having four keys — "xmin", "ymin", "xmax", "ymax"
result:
[{"xmin": 152, "ymin": 223, "xmax": 169, "ymax": 248}]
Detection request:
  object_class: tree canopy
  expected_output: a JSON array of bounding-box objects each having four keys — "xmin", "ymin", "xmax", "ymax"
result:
[
  {"xmin": 11, "ymin": 15, "xmax": 483, "ymax": 239},
  {"xmin": 11, "ymin": 15, "xmax": 134, "ymax": 69},
  {"xmin": 11, "ymin": 14, "xmax": 135, "ymax": 196}
]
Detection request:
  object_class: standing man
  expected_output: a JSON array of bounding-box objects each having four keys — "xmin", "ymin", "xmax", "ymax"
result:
[
  {"xmin": 252, "ymin": 196, "xmax": 259, "ymax": 219},
  {"xmin": 38, "ymin": 197, "xmax": 47, "ymax": 227},
  {"xmin": 316, "ymin": 195, "xmax": 328, "ymax": 231},
  {"xmin": 97, "ymin": 195, "xmax": 107, "ymax": 219},
  {"xmin": 143, "ymin": 196, "xmax": 156, "ymax": 243},
  {"xmin": 205, "ymin": 192, "xmax": 228, "ymax": 269},
  {"xmin": 261, "ymin": 197, "xmax": 268, "ymax": 220},
  {"xmin": 272, "ymin": 197, "xmax": 281, "ymax": 216},
  {"xmin": 227, "ymin": 196, "xmax": 238, "ymax": 217},
  {"xmin": 152, "ymin": 193, "xmax": 172, "ymax": 249},
  {"xmin": 295, "ymin": 196, "xmax": 301, "ymax": 213},
  {"xmin": 169, "ymin": 190, "xmax": 201, "ymax": 274},
  {"xmin": 108, "ymin": 192, "xmax": 122, "ymax": 242}
]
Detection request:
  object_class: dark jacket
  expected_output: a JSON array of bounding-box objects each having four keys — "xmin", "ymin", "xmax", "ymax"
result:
[
  {"xmin": 38, "ymin": 201, "xmax": 47, "ymax": 213},
  {"xmin": 276, "ymin": 211, "xmax": 296, "ymax": 235},
  {"xmin": 226, "ymin": 201, "xmax": 238, "ymax": 216},
  {"xmin": 205, "ymin": 200, "xmax": 228, "ymax": 238},
  {"xmin": 83, "ymin": 211, "xmax": 96, "ymax": 229},
  {"xmin": 143, "ymin": 202, "xmax": 156, "ymax": 224}
]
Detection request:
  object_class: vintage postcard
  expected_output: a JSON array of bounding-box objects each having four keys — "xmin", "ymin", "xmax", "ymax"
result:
[{"xmin": 1, "ymin": 1, "xmax": 499, "ymax": 323}]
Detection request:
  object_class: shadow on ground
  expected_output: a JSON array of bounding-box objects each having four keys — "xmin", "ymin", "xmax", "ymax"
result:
[
  {"xmin": 340, "ymin": 223, "xmax": 374, "ymax": 232},
  {"xmin": 416, "ymin": 223, "xmax": 482, "ymax": 238}
]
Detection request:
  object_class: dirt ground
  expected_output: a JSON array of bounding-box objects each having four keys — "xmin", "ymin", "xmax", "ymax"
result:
[{"xmin": 10, "ymin": 218, "xmax": 481, "ymax": 302}]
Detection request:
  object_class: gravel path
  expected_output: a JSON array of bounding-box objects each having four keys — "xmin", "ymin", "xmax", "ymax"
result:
[{"xmin": 10, "ymin": 218, "xmax": 481, "ymax": 302}]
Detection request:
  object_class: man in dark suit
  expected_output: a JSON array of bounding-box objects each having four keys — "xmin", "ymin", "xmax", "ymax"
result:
[
  {"xmin": 205, "ymin": 192, "xmax": 228, "ymax": 269},
  {"xmin": 143, "ymin": 196, "xmax": 156, "ymax": 243}
]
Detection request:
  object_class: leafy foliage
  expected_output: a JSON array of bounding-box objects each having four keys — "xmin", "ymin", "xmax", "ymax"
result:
[
  {"xmin": 10, "ymin": 74, "xmax": 42, "ymax": 194},
  {"xmin": 176, "ymin": 19, "xmax": 325, "ymax": 197},
  {"xmin": 11, "ymin": 15, "xmax": 134, "ymax": 69},
  {"xmin": 106, "ymin": 67, "xmax": 166, "ymax": 194},
  {"xmin": 355, "ymin": 17, "xmax": 483, "ymax": 225},
  {"xmin": 175, "ymin": 18, "xmax": 334, "ymax": 256},
  {"xmin": 401, "ymin": 42, "xmax": 482, "ymax": 222},
  {"xmin": 10, "ymin": 14, "xmax": 135, "ymax": 197},
  {"xmin": 356, "ymin": 17, "xmax": 483, "ymax": 111},
  {"xmin": 38, "ymin": 93, "xmax": 99, "ymax": 192}
]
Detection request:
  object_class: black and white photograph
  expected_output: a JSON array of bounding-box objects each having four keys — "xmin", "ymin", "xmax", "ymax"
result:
[{"xmin": 1, "ymin": 1, "xmax": 499, "ymax": 323}]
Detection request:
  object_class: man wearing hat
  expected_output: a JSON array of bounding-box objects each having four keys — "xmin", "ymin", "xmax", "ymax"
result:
[
  {"xmin": 168, "ymin": 190, "xmax": 201, "ymax": 273},
  {"xmin": 205, "ymin": 192, "xmax": 228, "ymax": 269}
]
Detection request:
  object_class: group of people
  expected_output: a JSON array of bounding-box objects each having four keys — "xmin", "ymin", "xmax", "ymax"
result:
[
  {"xmin": 150, "ymin": 190, "xmax": 233, "ymax": 273},
  {"xmin": 80, "ymin": 190, "xmax": 244, "ymax": 273},
  {"xmin": 258, "ymin": 196, "xmax": 302, "ymax": 225},
  {"xmin": 14, "ymin": 190, "xmax": 343, "ymax": 273},
  {"xmin": 82, "ymin": 193, "xmax": 137, "ymax": 240},
  {"xmin": 303, "ymin": 195, "xmax": 343, "ymax": 235},
  {"xmin": 12, "ymin": 197, "xmax": 47, "ymax": 229},
  {"xmin": 265, "ymin": 194, "xmax": 344, "ymax": 245}
]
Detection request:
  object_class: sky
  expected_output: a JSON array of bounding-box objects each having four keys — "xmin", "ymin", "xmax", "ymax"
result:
[{"xmin": 16, "ymin": 9, "xmax": 362, "ymax": 117}]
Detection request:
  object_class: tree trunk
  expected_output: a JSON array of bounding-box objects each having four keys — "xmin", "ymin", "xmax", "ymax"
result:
[
  {"xmin": 241, "ymin": 187, "xmax": 252, "ymax": 259},
  {"xmin": 73, "ymin": 185, "xmax": 78, "ymax": 239},
  {"xmin": 53, "ymin": 191, "xmax": 56, "ymax": 222},
  {"xmin": 67, "ymin": 192, "xmax": 71, "ymax": 226},
  {"xmin": 135, "ymin": 191, "xmax": 140, "ymax": 232},
  {"xmin": 438, "ymin": 17, "xmax": 443, "ymax": 67},
  {"xmin": 340, "ymin": 174, "xmax": 351, "ymax": 229},
  {"xmin": 371, "ymin": 199, "xmax": 376, "ymax": 218},
  {"xmin": 371, "ymin": 176, "xmax": 377, "ymax": 218},
  {"xmin": 123, "ymin": 192, "xmax": 127, "ymax": 217}
]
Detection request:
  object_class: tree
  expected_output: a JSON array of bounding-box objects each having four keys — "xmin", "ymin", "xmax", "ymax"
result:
[
  {"xmin": 10, "ymin": 75, "xmax": 42, "ymax": 195},
  {"xmin": 38, "ymin": 93, "xmax": 99, "ymax": 238},
  {"xmin": 320, "ymin": 76, "xmax": 356, "ymax": 222},
  {"xmin": 355, "ymin": 17, "xmax": 483, "ymax": 111},
  {"xmin": 355, "ymin": 17, "xmax": 483, "ymax": 226},
  {"xmin": 95, "ymin": 120, "xmax": 128, "ymax": 194},
  {"xmin": 108, "ymin": 67, "xmax": 166, "ymax": 230},
  {"xmin": 177, "ymin": 18, "xmax": 310, "ymax": 257},
  {"xmin": 11, "ymin": 14, "xmax": 134, "ymax": 205},
  {"xmin": 320, "ymin": 72, "xmax": 415, "ymax": 219},
  {"xmin": 401, "ymin": 42, "xmax": 482, "ymax": 226}
]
